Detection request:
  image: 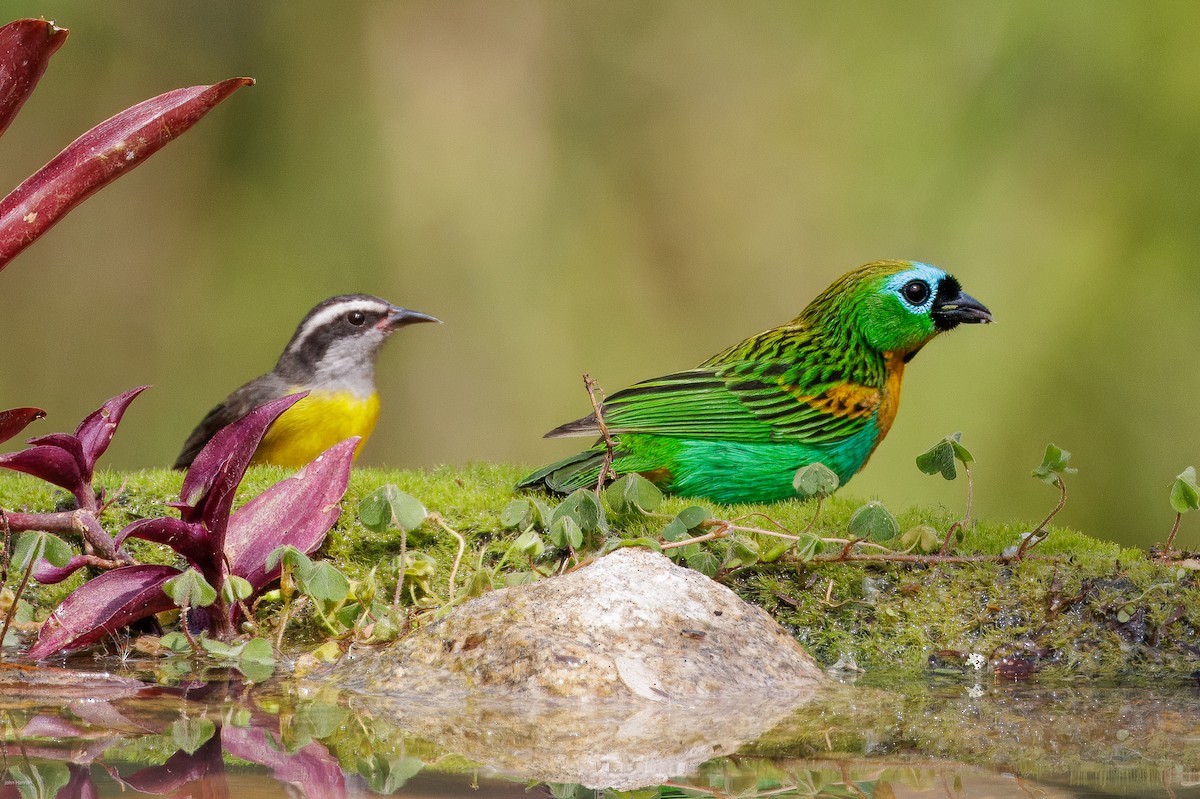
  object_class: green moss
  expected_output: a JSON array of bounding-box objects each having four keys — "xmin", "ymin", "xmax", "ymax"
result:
[{"xmin": 2, "ymin": 465, "xmax": 1196, "ymax": 678}]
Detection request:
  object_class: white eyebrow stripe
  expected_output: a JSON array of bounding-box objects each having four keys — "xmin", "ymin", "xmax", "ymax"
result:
[{"xmin": 286, "ymin": 298, "xmax": 387, "ymax": 354}]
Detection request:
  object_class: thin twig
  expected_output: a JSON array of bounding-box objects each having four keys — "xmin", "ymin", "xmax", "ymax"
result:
[{"xmin": 582, "ymin": 373, "xmax": 617, "ymax": 491}]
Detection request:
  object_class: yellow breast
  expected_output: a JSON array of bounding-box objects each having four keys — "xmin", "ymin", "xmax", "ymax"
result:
[{"xmin": 252, "ymin": 389, "xmax": 380, "ymax": 468}]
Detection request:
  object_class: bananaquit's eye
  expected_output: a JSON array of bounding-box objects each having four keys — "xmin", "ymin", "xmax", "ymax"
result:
[
  {"xmin": 347, "ymin": 310, "xmax": 366, "ymax": 326},
  {"xmin": 901, "ymin": 279, "xmax": 931, "ymax": 307}
]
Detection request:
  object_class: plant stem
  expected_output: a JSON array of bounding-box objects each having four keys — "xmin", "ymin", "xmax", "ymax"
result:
[
  {"xmin": 0, "ymin": 509, "xmax": 126, "ymax": 563},
  {"xmin": 431, "ymin": 513, "xmax": 466, "ymax": 600},
  {"xmin": 1016, "ymin": 476, "xmax": 1067, "ymax": 559},
  {"xmin": 1164, "ymin": 512, "xmax": 1183, "ymax": 556},
  {"xmin": 0, "ymin": 558, "xmax": 35, "ymax": 658},
  {"xmin": 392, "ymin": 526, "xmax": 408, "ymax": 611}
]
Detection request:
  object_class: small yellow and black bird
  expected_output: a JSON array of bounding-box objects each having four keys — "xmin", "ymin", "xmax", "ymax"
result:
[{"xmin": 174, "ymin": 294, "xmax": 440, "ymax": 470}]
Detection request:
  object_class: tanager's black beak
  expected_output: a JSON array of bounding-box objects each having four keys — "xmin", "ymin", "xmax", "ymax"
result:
[{"xmin": 932, "ymin": 280, "xmax": 992, "ymax": 331}]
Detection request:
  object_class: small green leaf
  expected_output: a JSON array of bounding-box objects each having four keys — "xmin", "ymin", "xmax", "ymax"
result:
[
  {"xmin": 793, "ymin": 533, "xmax": 822, "ymax": 562},
  {"xmin": 164, "ymin": 568, "xmax": 217, "ymax": 609},
  {"xmin": 12, "ymin": 530, "xmax": 72, "ymax": 571},
  {"xmin": 1116, "ymin": 608, "xmax": 1131, "ymax": 624},
  {"xmin": 949, "ymin": 438, "xmax": 974, "ymax": 465},
  {"xmin": 916, "ymin": 437, "xmax": 958, "ymax": 480},
  {"xmin": 550, "ymin": 514, "xmax": 584, "ymax": 549},
  {"xmin": 266, "ymin": 544, "xmax": 313, "ymax": 573},
  {"xmin": 1169, "ymin": 466, "xmax": 1200, "ymax": 514},
  {"xmin": 661, "ymin": 517, "xmax": 690, "ymax": 542},
  {"xmin": 848, "ymin": 501, "xmax": 899, "ymax": 541},
  {"xmin": 464, "ymin": 567, "xmax": 494, "ymax": 597},
  {"xmin": 222, "ymin": 575, "xmax": 253, "ymax": 604},
  {"xmin": 760, "ymin": 540, "xmax": 791, "ymax": 563},
  {"xmin": 299, "ymin": 561, "xmax": 351, "ymax": 605},
  {"xmin": 605, "ymin": 474, "xmax": 663, "ymax": 516},
  {"xmin": 170, "ymin": 717, "xmax": 216, "ymax": 755},
  {"xmin": 899, "ymin": 524, "xmax": 942, "ymax": 553},
  {"xmin": 500, "ymin": 499, "xmax": 532, "ymax": 529},
  {"xmin": 358, "ymin": 485, "xmax": 427, "ymax": 532},
  {"xmin": 510, "ymin": 529, "xmax": 545, "ymax": 558},
  {"xmin": 553, "ymin": 489, "xmax": 605, "ymax": 532},
  {"xmin": 239, "ymin": 637, "xmax": 275, "ymax": 666},
  {"xmin": 530, "ymin": 498, "xmax": 554, "ymax": 530},
  {"xmin": 1032, "ymin": 443, "xmax": 1076, "ymax": 485},
  {"xmin": 724, "ymin": 536, "xmax": 760, "ymax": 570},
  {"xmin": 401, "ymin": 551, "xmax": 437, "ymax": 578},
  {"xmin": 159, "ymin": 631, "xmax": 191, "ymax": 652},
  {"xmin": 676, "ymin": 506, "xmax": 709, "ymax": 530},
  {"xmin": 793, "ymin": 462, "xmax": 840, "ymax": 499},
  {"xmin": 685, "ymin": 547, "xmax": 720, "ymax": 577},
  {"xmin": 200, "ymin": 637, "xmax": 242, "ymax": 659}
]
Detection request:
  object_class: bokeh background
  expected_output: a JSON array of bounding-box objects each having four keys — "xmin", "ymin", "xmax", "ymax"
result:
[{"xmin": 2, "ymin": 2, "xmax": 1198, "ymax": 549}]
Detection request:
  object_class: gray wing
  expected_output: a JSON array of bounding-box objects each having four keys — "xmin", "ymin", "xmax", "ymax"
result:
[{"xmin": 173, "ymin": 374, "xmax": 287, "ymax": 469}]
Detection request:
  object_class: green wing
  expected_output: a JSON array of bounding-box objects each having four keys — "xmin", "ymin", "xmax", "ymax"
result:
[{"xmin": 588, "ymin": 362, "xmax": 879, "ymax": 445}]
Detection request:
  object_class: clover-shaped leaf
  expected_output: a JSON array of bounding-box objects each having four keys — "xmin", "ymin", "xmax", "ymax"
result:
[
  {"xmin": 163, "ymin": 568, "xmax": 217, "ymax": 610},
  {"xmin": 848, "ymin": 501, "xmax": 898, "ymax": 541},
  {"xmin": 605, "ymin": 473, "xmax": 663, "ymax": 516},
  {"xmin": 899, "ymin": 524, "xmax": 942, "ymax": 553},
  {"xmin": 358, "ymin": 485, "xmax": 427, "ymax": 533},
  {"xmin": 552, "ymin": 489, "xmax": 605, "ymax": 533},
  {"xmin": 1032, "ymin": 443, "xmax": 1076, "ymax": 486},
  {"xmin": 12, "ymin": 530, "xmax": 71, "ymax": 571},
  {"xmin": 1170, "ymin": 466, "xmax": 1200, "ymax": 514},
  {"xmin": 916, "ymin": 432, "xmax": 973, "ymax": 480},
  {"xmin": 499, "ymin": 499, "xmax": 533, "ymax": 529},
  {"xmin": 793, "ymin": 463, "xmax": 839, "ymax": 500}
]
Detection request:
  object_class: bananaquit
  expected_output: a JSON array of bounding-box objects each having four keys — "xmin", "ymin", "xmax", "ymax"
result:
[{"xmin": 174, "ymin": 294, "xmax": 439, "ymax": 470}]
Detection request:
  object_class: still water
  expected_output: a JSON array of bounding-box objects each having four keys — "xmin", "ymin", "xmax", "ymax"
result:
[{"xmin": 0, "ymin": 662, "xmax": 1196, "ymax": 798}]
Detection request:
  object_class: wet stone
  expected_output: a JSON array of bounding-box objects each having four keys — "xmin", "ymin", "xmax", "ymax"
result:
[{"xmin": 331, "ymin": 547, "xmax": 825, "ymax": 701}]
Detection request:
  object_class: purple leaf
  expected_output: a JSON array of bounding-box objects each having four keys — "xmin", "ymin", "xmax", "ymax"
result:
[
  {"xmin": 0, "ymin": 77, "xmax": 254, "ymax": 271},
  {"xmin": 0, "ymin": 444, "xmax": 83, "ymax": 493},
  {"xmin": 226, "ymin": 438, "xmax": 357, "ymax": 596},
  {"xmin": 27, "ymin": 564, "xmax": 180, "ymax": 658},
  {"xmin": 179, "ymin": 393, "xmax": 305, "ymax": 545},
  {"xmin": 0, "ymin": 406, "xmax": 45, "ymax": 445},
  {"xmin": 0, "ymin": 19, "xmax": 68, "ymax": 138},
  {"xmin": 223, "ymin": 726, "xmax": 346, "ymax": 796},
  {"xmin": 115, "ymin": 517, "xmax": 215, "ymax": 575},
  {"xmin": 73, "ymin": 385, "xmax": 149, "ymax": 475},
  {"xmin": 26, "ymin": 432, "xmax": 85, "ymax": 475},
  {"xmin": 32, "ymin": 554, "xmax": 92, "ymax": 584}
]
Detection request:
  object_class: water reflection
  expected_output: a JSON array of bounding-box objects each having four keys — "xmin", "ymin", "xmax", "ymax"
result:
[{"xmin": 0, "ymin": 664, "xmax": 1197, "ymax": 798}]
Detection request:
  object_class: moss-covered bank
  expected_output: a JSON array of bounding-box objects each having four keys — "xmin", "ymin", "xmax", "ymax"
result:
[{"xmin": 2, "ymin": 464, "xmax": 1197, "ymax": 678}]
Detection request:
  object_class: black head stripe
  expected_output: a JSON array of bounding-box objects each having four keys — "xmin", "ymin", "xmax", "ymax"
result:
[
  {"xmin": 934, "ymin": 275, "xmax": 962, "ymax": 307},
  {"xmin": 277, "ymin": 294, "xmax": 392, "ymax": 375}
]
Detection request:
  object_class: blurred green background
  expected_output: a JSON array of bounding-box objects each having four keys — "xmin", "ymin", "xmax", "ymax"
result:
[{"xmin": 2, "ymin": 2, "xmax": 1198, "ymax": 549}]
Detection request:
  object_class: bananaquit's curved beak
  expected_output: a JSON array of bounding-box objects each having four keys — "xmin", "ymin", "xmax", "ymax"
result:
[
  {"xmin": 931, "ymin": 291, "xmax": 992, "ymax": 330},
  {"xmin": 383, "ymin": 306, "xmax": 442, "ymax": 331}
]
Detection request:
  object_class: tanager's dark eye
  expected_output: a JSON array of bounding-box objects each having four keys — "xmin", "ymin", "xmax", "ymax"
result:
[
  {"xmin": 901, "ymin": 280, "xmax": 930, "ymax": 306},
  {"xmin": 347, "ymin": 311, "xmax": 366, "ymax": 326}
]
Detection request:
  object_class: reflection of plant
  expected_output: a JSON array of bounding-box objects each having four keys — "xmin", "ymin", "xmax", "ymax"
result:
[{"xmin": 24, "ymin": 393, "xmax": 356, "ymax": 657}]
